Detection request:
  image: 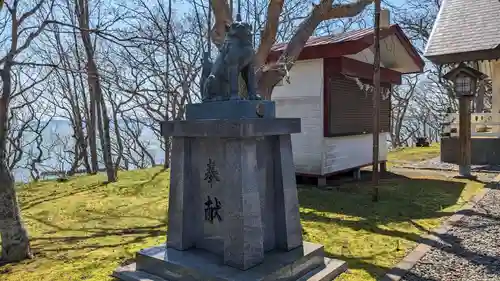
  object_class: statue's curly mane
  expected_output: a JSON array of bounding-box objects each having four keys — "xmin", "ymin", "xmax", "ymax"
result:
[
  {"xmin": 202, "ymin": 20, "xmax": 260, "ymax": 102},
  {"xmin": 224, "ymin": 22, "xmax": 253, "ymax": 47}
]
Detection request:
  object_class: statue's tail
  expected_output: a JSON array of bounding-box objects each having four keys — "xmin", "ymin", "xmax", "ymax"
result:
[{"xmin": 201, "ymin": 52, "xmax": 213, "ymax": 100}]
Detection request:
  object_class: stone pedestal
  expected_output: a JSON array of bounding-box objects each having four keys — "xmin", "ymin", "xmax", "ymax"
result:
[{"xmin": 113, "ymin": 100, "xmax": 347, "ymax": 281}]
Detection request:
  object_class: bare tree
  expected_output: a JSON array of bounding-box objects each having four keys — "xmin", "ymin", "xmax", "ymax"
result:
[
  {"xmin": 210, "ymin": 0, "xmax": 374, "ymax": 99},
  {"xmin": 106, "ymin": 1, "xmax": 202, "ymax": 168},
  {"xmin": 50, "ymin": 22, "xmax": 92, "ymax": 175},
  {"xmin": 0, "ymin": 0, "xmax": 55, "ymax": 263},
  {"xmin": 74, "ymin": 0, "xmax": 115, "ymax": 182},
  {"xmin": 391, "ymin": 74, "xmax": 419, "ymax": 147},
  {"xmin": 24, "ymin": 112, "xmax": 57, "ymax": 182},
  {"xmin": 387, "ymin": 0, "xmax": 458, "ymax": 145},
  {"xmin": 7, "ymin": 71, "xmax": 55, "ymax": 173}
]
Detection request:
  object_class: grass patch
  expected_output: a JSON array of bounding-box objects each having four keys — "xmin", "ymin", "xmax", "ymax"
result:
[
  {"xmin": 388, "ymin": 143, "xmax": 440, "ymax": 163},
  {"xmin": 300, "ymin": 171, "xmax": 483, "ymax": 281},
  {"xmin": 0, "ymin": 167, "xmax": 484, "ymax": 281}
]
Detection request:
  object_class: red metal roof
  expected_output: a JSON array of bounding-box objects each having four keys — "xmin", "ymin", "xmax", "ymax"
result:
[
  {"xmin": 268, "ymin": 24, "xmax": 425, "ymax": 72},
  {"xmin": 271, "ymin": 27, "xmax": 378, "ymax": 52}
]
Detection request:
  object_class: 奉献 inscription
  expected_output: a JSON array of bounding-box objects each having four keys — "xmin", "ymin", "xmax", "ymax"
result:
[
  {"xmin": 203, "ymin": 158, "xmax": 222, "ymax": 223},
  {"xmin": 204, "ymin": 195, "xmax": 222, "ymax": 223},
  {"xmin": 204, "ymin": 158, "xmax": 221, "ymax": 188}
]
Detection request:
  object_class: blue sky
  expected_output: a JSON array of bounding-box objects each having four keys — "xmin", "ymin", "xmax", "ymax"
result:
[
  {"xmin": 176, "ymin": 0, "xmax": 410, "ymax": 18},
  {"xmin": 388, "ymin": 0, "xmax": 406, "ymax": 6}
]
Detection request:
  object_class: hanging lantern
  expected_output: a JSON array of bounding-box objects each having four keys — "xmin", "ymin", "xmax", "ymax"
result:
[{"xmin": 442, "ymin": 63, "xmax": 487, "ymax": 98}]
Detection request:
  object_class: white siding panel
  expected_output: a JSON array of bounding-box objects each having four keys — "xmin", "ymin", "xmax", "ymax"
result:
[
  {"xmin": 272, "ymin": 59, "xmax": 323, "ymax": 99},
  {"xmin": 272, "ymin": 59, "xmax": 324, "ymax": 175},
  {"xmin": 322, "ymin": 133, "xmax": 389, "ymax": 175},
  {"xmin": 273, "ymin": 97, "xmax": 323, "ymax": 174}
]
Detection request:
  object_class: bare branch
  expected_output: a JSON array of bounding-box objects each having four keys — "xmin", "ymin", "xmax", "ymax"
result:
[
  {"xmin": 254, "ymin": 0, "xmax": 284, "ymax": 68},
  {"xmin": 210, "ymin": 0, "xmax": 232, "ymax": 47},
  {"xmin": 257, "ymin": 0, "xmax": 373, "ymax": 98},
  {"xmin": 322, "ymin": 0, "xmax": 374, "ymax": 20}
]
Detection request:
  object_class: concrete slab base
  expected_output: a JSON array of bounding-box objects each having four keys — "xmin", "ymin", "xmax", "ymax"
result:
[
  {"xmin": 453, "ymin": 174, "xmax": 478, "ymax": 180},
  {"xmin": 185, "ymin": 100, "xmax": 276, "ymax": 120},
  {"xmin": 113, "ymin": 242, "xmax": 347, "ymax": 281}
]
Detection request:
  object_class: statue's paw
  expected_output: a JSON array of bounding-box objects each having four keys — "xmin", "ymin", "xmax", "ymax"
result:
[{"xmin": 248, "ymin": 94, "xmax": 262, "ymax": 100}]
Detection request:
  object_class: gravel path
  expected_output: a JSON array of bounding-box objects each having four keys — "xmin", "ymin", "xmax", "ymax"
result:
[
  {"xmin": 401, "ymin": 188, "xmax": 500, "ymax": 281},
  {"xmin": 392, "ymin": 157, "xmax": 500, "ymax": 173}
]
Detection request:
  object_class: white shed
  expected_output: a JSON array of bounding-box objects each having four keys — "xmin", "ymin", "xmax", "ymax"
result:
[{"xmin": 269, "ymin": 25, "xmax": 424, "ymax": 185}]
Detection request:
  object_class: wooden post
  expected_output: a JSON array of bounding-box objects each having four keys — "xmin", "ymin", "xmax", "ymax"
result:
[
  {"xmin": 372, "ymin": 0, "xmax": 381, "ymax": 201},
  {"xmin": 458, "ymin": 96, "xmax": 472, "ymax": 177}
]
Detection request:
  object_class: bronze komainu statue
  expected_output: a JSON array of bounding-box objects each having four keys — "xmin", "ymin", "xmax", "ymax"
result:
[{"xmin": 202, "ymin": 18, "xmax": 261, "ymax": 102}]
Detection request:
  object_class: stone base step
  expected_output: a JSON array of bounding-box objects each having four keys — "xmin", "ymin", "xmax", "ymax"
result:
[{"xmin": 113, "ymin": 242, "xmax": 347, "ymax": 281}]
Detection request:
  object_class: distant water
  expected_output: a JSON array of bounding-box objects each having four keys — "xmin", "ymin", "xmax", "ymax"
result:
[
  {"xmin": 12, "ymin": 119, "xmax": 164, "ymax": 183},
  {"xmin": 13, "ymin": 120, "xmax": 425, "ymax": 183}
]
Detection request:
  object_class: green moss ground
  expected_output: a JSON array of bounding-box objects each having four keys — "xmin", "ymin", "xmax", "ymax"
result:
[
  {"xmin": 388, "ymin": 143, "xmax": 440, "ymax": 163},
  {"xmin": 0, "ymin": 148, "xmax": 484, "ymax": 281}
]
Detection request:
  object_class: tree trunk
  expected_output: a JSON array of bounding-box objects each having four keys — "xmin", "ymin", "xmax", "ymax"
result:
[
  {"xmin": 75, "ymin": 0, "xmax": 98, "ymax": 174},
  {"xmin": 163, "ymin": 137, "xmax": 170, "ymax": 169},
  {"xmin": 96, "ymin": 88, "xmax": 116, "ymax": 182},
  {"xmin": 67, "ymin": 137, "xmax": 81, "ymax": 176},
  {"xmin": 112, "ymin": 107, "xmax": 124, "ymax": 171},
  {"xmin": 71, "ymin": 83, "xmax": 91, "ymax": 174},
  {"xmin": 88, "ymin": 81, "xmax": 98, "ymax": 173},
  {"xmin": 100, "ymin": 95, "xmax": 116, "ymax": 181},
  {"xmin": 71, "ymin": 24, "xmax": 94, "ymax": 174},
  {"xmin": 0, "ymin": 162, "xmax": 32, "ymax": 263},
  {"xmin": 77, "ymin": 0, "xmax": 116, "ymax": 182},
  {"xmin": 0, "ymin": 66, "xmax": 31, "ymax": 263}
]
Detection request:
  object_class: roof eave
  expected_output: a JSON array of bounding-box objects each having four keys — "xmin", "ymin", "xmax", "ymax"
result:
[
  {"xmin": 424, "ymin": 0, "xmax": 448, "ymax": 57},
  {"xmin": 268, "ymin": 24, "xmax": 426, "ymax": 70},
  {"xmin": 399, "ymin": 65, "xmax": 425, "ymax": 75},
  {"xmin": 391, "ymin": 25, "xmax": 426, "ymax": 71},
  {"xmin": 425, "ymin": 48, "xmax": 500, "ymax": 65}
]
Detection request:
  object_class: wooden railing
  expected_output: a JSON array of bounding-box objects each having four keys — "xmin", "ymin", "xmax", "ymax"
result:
[{"xmin": 442, "ymin": 113, "xmax": 500, "ymax": 137}]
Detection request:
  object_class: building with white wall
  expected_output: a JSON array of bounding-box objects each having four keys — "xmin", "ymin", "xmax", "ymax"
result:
[{"xmin": 269, "ymin": 25, "xmax": 424, "ymax": 185}]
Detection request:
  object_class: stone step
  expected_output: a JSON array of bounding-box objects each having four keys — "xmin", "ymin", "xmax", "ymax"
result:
[
  {"xmin": 297, "ymin": 258, "xmax": 348, "ymax": 281},
  {"xmin": 113, "ymin": 242, "xmax": 347, "ymax": 281}
]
